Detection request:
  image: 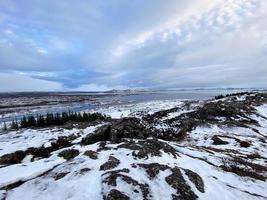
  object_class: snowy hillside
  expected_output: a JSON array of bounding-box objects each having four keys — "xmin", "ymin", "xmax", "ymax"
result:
[{"xmin": 0, "ymin": 93, "xmax": 267, "ymax": 200}]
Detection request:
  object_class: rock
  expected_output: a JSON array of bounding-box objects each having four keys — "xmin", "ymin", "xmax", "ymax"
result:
[
  {"xmin": 184, "ymin": 169, "xmax": 205, "ymax": 193},
  {"xmin": 100, "ymin": 156, "xmax": 120, "ymax": 171},
  {"xmin": 83, "ymin": 150, "xmax": 98, "ymax": 159},
  {"xmin": 58, "ymin": 149, "xmax": 79, "ymax": 160},
  {"xmin": 28, "ymin": 135, "xmax": 76, "ymax": 159},
  {"xmin": 54, "ymin": 172, "xmax": 69, "ymax": 180},
  {"xmin": 81, "ymin": 118, "xmax": 152, "ymax": 145},
  {"xmin": 239, "ymin": 140, "xmax": 251, "ymax": 148},
  {"xmin": 211, "ymin": 136, "xmax": 229, "ymax": 145},
  {"xmin": 0, "ymin": 134, "xmax": 79, "ymax": 165},
  {"xmin": 81, "ymin": 124, "xmax": 111, "ymax": 145},
  {"xmin": 27, "ymin": 147, "xmax": 53, "ymax": 158},
  {"xmin": 131, "ymin": 139, "xmax": 179, "ymax": 159},
  {"xmin": 109, "ymin": 118, "xmax": 151, "ymax": 142},
  {"xmin": 220, "ymin": 157, "xmax": 267, "ymax": 181},
  {"xmin": 136, "ymin": 163, "xmax": 169, "ymax": 179},
  {"xmin": 104, "ymin": 189, "xmax": 129, "ymax": 200},
  {"xmin": 97, "ymin": 141, "xmax": 114, "ymax": 152},
  {"xmin": 104, "ymin": 168, "xmax": 130, "ymax": 174},
  {"xmin": 143, "ymin": 96, "xmax": 262, "ymax": 142},
  {"xmin": 103, "ymin": 171, "xmax": 151, "ymax": 200},
  {"xmin": 51, "ymin": 135, "xmax": 75, "ymax": 148},
  {"xmin": 165, "ymin": 167, "xmax": 198, "ymax": 200},
  {"xmin": 79, "ymin": 168, "xmax": 91, "ymax": 174},
  {"xmin": 0, "ymin": 150, "xmax": 26, "ymax": 165},
  {"xmin": 118, "ymin": 139, "xmax": 179, "ymax": 159}
]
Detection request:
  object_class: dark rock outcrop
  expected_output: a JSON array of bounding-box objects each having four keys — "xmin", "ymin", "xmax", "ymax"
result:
[
  {"xmin": 81, "ymin": 118, "xmax": 152, "ymax": 145},
  {"xmin": 54, "ymin": 172, "xmax": 69, "ymax": 180},
  {"xmin": 51, "ymin": 135, "xmax": 75, "ymax": 148},
  {"xmin": 0, "ymin": 150, "xmax": 26, "ymax": 165},
  {"xmin": 104, "ymin": 189, "xmax": 130, "ymax": 200},
  {"xmin": 103, "ymin": 170, "xmax": 152, "ymax": 200},
  {"xmin": 109, "ymin": 118, "xmax": 151, "ymax": 142},
  {"xmin": 100, "ymin": 156, "xmax": 120, "ymax": 171},
  {"xmin": 58, "ymin": 149, "xmax": 79, "ymax": 160},
  {"xmin": 27, "ymin": 147, "xmax": 53, "ymax": 158},
  {"xmin": 117, "ymin": 139, "xmax": 179, "ymax": 159},
  {"xmin": 135, "ymin": 163, "xmax": 169, "ymax": 179},
  {"xmin": 79, "ymin": 167, "xmax": 91, "ymax": 174},
  {"xmin": 211, "ymin": 136, "xmax": 229, "ymax": 145},
  {"xmin": 239, "ymin": 140, "xmax": 251, "ymax": 148},
  {"xmin": 165, "ymin": 167, "xmax": 198, "ymax": 200},
  {"xmin": 220, "ymin": 157, "xmax": 267, "ymax": 181},
  {"xmin": 0, "ymin": 135, "xmax": 76, "ymax": 165},
  {"xmin": 81, "ymin": 125, "xmax": 111, "ymax": 145},
  {"xmin": 142, "ymin": 94, "xmax": 267, "ymax": 142},
  {"xmin": 184, "ymin": 169, "xmax": 205, "ymax": 193},
  {"xmin": 83, "ymin": 150, "xmax": 99, "ymax": 159}
]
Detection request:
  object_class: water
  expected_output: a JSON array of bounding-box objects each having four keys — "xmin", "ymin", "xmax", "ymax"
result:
[
  {"xmin": 100, "ymin": 89, "xmax": 254, "ymax": 104},
  {"xmin": 0, "ymin": 89, "xmax": 253, "ymax": 123}
]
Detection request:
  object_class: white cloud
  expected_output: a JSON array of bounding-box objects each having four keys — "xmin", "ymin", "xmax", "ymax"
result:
[
  {"xmin": 106, "ymin": 0, "xmax": 267, "ymax": 89},
  {"xmin": 111, "ymin": 0, "xmax": 224, "ymax": 59},
  {"xmin": 0, "ymin": 0, "xmax": 266, "ymax": 90},
  {"xmin": 37, "ymin": 48, "xmax": 48, "ymax": 54},
  {"xmin": 111, "ymin": 0, "xmax": 265, "ymax": 61},
  {"xmin": 71, "ymin": 83, "xmax": 128, "ymax": 92},
  {"xmin": 0, "ymin": 73, "xmax": 62, "ymax": 92}
]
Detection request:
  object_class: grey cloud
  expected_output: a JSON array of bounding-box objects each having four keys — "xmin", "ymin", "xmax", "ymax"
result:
[{"xmin": 0, "ymin": 0, "xmax": 266, "ymax": 91}]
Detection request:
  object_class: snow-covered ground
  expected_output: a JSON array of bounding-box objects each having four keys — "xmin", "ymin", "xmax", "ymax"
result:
[
  {"xmin": 0, "ymin": 125, "xmax": 103, "ymax": 157},
  {"xmin": 88, "ymin": 99, "xmax": 185, "ymax": 119},
  {"xmin": 0, "ymin": 93, "xmax": 267, "ymax": 200}
]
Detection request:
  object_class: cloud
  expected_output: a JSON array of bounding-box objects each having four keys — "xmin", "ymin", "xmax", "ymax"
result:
[
  {"xmin": 107, "ymin": 0, "xmax": 267, "ymax": 89},
  {"xmin": 0, "ymin": 73, "xmax": 62, "ymax": 92},
  {"xmin": 70, "ymin": 83, "xmax": 128, "ymax": 92},
  {"xmin": 0, "ymin": 0, "xmax": 266, "ymax": 91}
]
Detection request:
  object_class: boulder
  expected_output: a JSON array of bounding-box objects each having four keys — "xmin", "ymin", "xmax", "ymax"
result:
[
  {"xmin": 212, "ymin": 136, "xmax": 229, "ymax": 145},
  {"xmin": 81, "ymin": 124, "xmax": 110, "ymax": 145},
  {"xmin": 100, "ymin": 156, "xmax": 120, "ymax": 171},
  {"xmin": 104, "ymin": 189, "xmax": 129, "ymax": 200},
  {"xmin": 58, "ymin": 149, "xmax": 79, "ymax": 160},
  {"xmin": 0, "ymin": 151, "xmax": 26, "ymax": 165}
]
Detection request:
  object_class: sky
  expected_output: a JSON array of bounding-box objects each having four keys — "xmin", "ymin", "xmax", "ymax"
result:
[{"xmin": 0, "ymin": 0, "xmax": 266, "ymax": 92}]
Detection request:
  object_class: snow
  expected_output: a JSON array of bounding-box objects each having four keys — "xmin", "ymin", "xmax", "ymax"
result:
[
  {"xmin": 148, "ymin": 170, "xmax": 176, "ymax": 200},
  {"xmin": 176, "ymin": 153, "xmax": 267, "ymax": 200},
  {"xmin": 256, "ymin": 104, "xmax": 267, "ymax": 117},
  {"xmin": 0, "ymin": 138, "xmax": 267, "ymax": 200},
  {"xmin": 161, "ymin": 109, "xmax": 194, "ymax": 121},
  {"xmin": 4, "ymin": 140, "xmax": 267, "ymax": 200},
  {"xmin": 88, "ymin": 99, "xmax": 184, "ymax": 119},
  {"xmin": 187, "ymin": 124, "xmax": 267, "ymax": 158},
  {"xmin": 1, "ymin": 94, "xmax": 267, "ymax": 200},
  {"xmin": 0, "ymin": 128, "xmax": 79, "ymax": 156},
  {"xmin": 0, "ymin": 190, "xmax": 6, "ymax": 199},
  {"xmin": 0, "ymin": 124, "xmax": 104, "ymax": 156},
  {"xmin": 2, "ymin": 141, "xmax": 177, "ymax": 199},
  {"xmin": 0, "ymin": 155, "xmax": 64, "ymax": 188}
]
